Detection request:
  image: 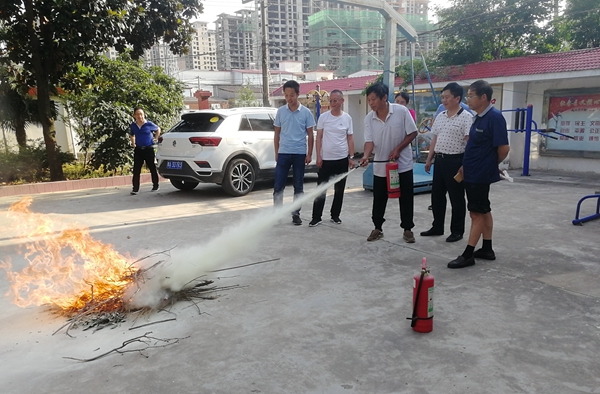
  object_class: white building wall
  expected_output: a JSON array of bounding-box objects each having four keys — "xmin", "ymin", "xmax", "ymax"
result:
[
  {"xmin": 500, "ymin": 82, "xmax": 528, "ymax": 170},
  {"xmin": 345, "ymin": 92, "xmax": 368, "ymax": 152}
]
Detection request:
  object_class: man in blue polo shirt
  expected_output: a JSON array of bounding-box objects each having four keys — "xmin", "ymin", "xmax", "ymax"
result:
[
  {"xmin": 448, "ymin": 80, "xmax": 510, "ymax": 269},
  {"xmin": 129, "ymin": 107, "xmax": 160, "ymax": 195},
  {"xmin": 273, "ymin": 80, "xmax": 315, "ymax": 225}
]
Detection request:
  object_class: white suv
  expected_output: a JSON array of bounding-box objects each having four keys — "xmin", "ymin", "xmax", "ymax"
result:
[{"xmin": 157, "ymin": 107, "xmax": 316, "ymax": 197}]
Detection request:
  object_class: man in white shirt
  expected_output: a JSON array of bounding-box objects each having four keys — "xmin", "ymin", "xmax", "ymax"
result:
[
  {"xmin": 309, "ymin": 90, "xmax": 355, "ymax": 227},
  {"xmin": 422, "ymin": 82, "xmax": 472, "ymax": 242},
  {"xmin": 359, "ymin": 83, "xmax": 418, "ymax": 243}
]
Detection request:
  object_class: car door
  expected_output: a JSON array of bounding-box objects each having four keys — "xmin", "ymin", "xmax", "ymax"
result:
[{"xmin": 238, "ymin": 112, "xmax": 277, "ymax": 170}]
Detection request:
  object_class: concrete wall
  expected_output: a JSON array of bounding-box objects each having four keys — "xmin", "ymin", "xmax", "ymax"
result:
[
  {"xmin": 345, "ymin": 92, "xmax": 367, "ymax": 154},
  {"xmin": 500, "ymin": 82, "xmax": 529, "ymax": 170}
]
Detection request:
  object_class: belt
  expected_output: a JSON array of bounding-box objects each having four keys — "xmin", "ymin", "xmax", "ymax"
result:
[{"xmin": 435, "ymin": 152, "xmax": 463, "ymax": 158}]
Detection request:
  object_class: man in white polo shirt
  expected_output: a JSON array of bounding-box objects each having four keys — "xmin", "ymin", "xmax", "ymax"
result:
[
  {"xmin": 309, "ymin": 90, "xmax": 355, "ymax": 227},
  {"xmin": 359, "ymin": 82, "xmax": 418, "ymax": 243},
  {"xmin": 422, "ymin": 82, "xmax": 472, "ymax": 242}
]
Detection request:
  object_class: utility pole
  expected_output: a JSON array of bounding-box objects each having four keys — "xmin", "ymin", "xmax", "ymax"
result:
[{"xmin": 260, "ymin": 0, "xmax": 270, "ymax": 107}]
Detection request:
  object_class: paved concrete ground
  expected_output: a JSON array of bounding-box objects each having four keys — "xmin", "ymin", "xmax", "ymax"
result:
[{"xmin": 0, "ymin": 168, "xmax": 599, "ymax": 394}]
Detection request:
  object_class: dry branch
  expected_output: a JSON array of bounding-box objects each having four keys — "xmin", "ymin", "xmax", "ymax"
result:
[
  {"xmin": 63, "ymin": 332, "xmax": 188, "ymax": 362},
  {"xmin": 128, "ymin": 318, "xmax": 177, "ymax": 331}
]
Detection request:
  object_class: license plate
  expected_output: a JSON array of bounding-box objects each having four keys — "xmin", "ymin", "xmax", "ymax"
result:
[{"xmin": 166, "ymin": 161, "xmax": 182, "ymax": 170}]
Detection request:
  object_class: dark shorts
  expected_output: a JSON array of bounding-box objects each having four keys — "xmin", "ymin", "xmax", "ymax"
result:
[{"xmin": 465, "ymin": 183, "xmax": 491, "ymax": 213}]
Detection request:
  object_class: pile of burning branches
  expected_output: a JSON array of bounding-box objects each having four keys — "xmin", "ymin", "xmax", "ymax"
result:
[
  {"xmin": 53, "ymin": 263, "xmax": 240, "ymax": 337},
  {"xmin": 41, "ymin": 255, "xmax": 242, "ymax": 337},
  {"xmin": 1, "ymin": 197, "xmax": 241, "ymax": 337}
]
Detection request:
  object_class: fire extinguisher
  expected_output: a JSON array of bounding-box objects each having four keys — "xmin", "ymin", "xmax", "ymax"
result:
[
  {"xmin": 408, "ymin": 257, "xmax": 434, "ymax": 333},
  {"xmin": 386, "ymin": 161, "xmax": 400, "ymax": 199}
]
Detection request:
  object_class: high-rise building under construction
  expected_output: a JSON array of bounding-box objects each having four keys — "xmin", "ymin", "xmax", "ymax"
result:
[{"xmin": 213, "ymin": 0, "xmax": 437, "ymax": 75}]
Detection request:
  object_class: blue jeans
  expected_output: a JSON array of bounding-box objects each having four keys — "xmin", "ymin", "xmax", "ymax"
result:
[{"xmin": 273, "ymin": 153, "xmax": 306, "ymax": 216}]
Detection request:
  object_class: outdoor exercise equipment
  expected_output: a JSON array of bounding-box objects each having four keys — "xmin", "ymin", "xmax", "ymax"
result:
[
  {"xmin": 572, "ymin": 194, "xmax": 600, "ymax": 225},
  {"xmin": 506, "ymin": 105, "xmax": 574, "ymax": 176}
]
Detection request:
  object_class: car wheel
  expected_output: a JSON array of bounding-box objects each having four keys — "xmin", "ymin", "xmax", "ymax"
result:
[
  {"xmin": 222, "ymin": 158, "xmax": 256, "ymax": 197},
  {"xmin": 170, "ymin": 179, "xmax": 199, "ymax": 191}
]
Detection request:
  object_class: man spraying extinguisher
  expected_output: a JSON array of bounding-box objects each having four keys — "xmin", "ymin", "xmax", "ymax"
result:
[{"xmin": 359, "ymin": 83, "xmax": 418, "ymax": 243}]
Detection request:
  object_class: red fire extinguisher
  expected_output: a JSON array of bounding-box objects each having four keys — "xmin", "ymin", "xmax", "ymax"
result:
[
  {"xmin": 386, "ymin": 161, "xmax": 400, "ymax": 199},
  {"xmin": 409, "ymin": 257, "xmax": 434, "ymax": 333}
]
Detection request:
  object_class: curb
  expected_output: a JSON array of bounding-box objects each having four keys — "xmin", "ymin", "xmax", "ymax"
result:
[{"xmin": 0, "ymin": 173, "xmax": 163, "ymax": 198}]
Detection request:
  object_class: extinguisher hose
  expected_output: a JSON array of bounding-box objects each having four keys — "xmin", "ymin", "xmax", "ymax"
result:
[{"xmin": 408, "ymin": 270, "xmax": 433, "ymax": 327}]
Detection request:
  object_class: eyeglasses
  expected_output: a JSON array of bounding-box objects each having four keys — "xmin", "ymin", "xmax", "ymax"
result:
[{"xmin": 466, "ymin": 95, "xmax": 479, "ymax": 101}]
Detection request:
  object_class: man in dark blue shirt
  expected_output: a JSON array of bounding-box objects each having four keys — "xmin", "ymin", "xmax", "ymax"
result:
[
  {"xmin": 129, "ymin": 107, "xmax": 160, "ymax": 195},
  {"xmin": 448, "ymin": 80, "xmax": 510, "ymax": 269}
]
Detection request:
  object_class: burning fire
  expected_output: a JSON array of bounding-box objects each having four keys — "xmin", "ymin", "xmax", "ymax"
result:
[{"xmin": 1, "ymin": 197, "xmax": 136, "ymax": 315}]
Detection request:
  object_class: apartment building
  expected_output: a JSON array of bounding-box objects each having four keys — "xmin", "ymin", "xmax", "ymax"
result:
[
  {"xmin": 143, "ymin": 42, "xmax": 179, "ymax": 75},
  {"xmin": 187, "ymin": 21, "xmax": 217, "ymax": 71},
  {"xmin": 215, "ymin": 10, "xmax": 259, "ymax": 70}
]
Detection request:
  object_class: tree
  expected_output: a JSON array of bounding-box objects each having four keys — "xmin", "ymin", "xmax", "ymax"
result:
[
  {"xmin": 560, "ymin": 0, "xmax": 600, "ymax": 49},
  {"xmin": 0, "ymin": 64, "xmax": 56, "ymax": 151},
  {"xmin": 0, "ymin": 68, "xmax": 31, "ymax": 149},
  {"xmin": 235, "ymin": 80, "xmax": 260, "ymax": 107},
  {"xmin": 434, "ymin": 0, "xmax": 558, "ymax": 66},
  {"xmin": 65, "ymin": 55, "xmax": 184, "ymax": 172},
  {"xmin": 0, "ymin": 0, "xmax": 201, "ymax": 181}
]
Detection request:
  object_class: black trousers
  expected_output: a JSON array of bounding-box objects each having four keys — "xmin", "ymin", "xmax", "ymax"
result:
[
  {"xmin": 311, "ymin": 158, "xmax": 348, "ymax": 220},
  {"xmin": 132, "ymin": 146, "xmax": 159, "ymax": 191},
  {"xmin": 431, "ymin": 154, "xmax": 466, "ymax": 235},
  {"xmin": 372, "ymin": 170, "xmax": 414, "ymax": 231}
]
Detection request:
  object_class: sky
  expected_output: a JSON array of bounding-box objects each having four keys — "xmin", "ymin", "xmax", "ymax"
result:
[{"xmin": 195, "ymin": 0, "xmax": 449, "ymax": 28}]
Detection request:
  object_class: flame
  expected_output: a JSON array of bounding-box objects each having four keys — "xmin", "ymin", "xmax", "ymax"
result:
[{"xmin": 1, "ymin": 197, "xmax": 135, "ymax": 315}]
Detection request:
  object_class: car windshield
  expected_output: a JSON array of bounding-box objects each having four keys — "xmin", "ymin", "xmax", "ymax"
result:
[{"xmin": 168, "ymin": 113, "xmax": 225, "ymax": 133}]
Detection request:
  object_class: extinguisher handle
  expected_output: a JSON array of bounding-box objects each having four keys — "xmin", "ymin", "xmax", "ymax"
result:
[{"xmin": 409, "ymin": 271, "xmax": 426, "ymax": 328}]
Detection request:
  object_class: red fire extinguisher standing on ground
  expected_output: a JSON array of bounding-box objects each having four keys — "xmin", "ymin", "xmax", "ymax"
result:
[
  {"xmin": 386, "ymin": 161, "xmax": 400, "ymax": 199},
  {"xmin": 409, "ymin": 257, "xmax": 434, "ymax": 333}
]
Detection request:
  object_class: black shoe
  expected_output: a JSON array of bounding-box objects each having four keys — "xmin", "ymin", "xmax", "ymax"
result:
[
  {"xmin": 428, "ymin": 205, "xmax": 433, "ymax": 210},
  {"xmin": 151, "ymin": 185, "xmax": 160, "ymax": 191},
  {"xmin": 447, "ymin": 255, "xmax": 475, "ymax": 269},
  {"xmin": 473, "ymin": 248, "xmax": 496, "ymax": 260},
  {"xmin": 420, "ymin": 228, "xmax": 444, "ymax": 236},
  {"xmin": 130, "ymin": 190, "xmax": 138, "ymax": 195},
  {"xmin": 309, "ymin": 219, "xmax": 322, "ymax": 227},
  {"xmin": 446, "ymin": 233, "xmax": 463, "ymax": 242},
  {"xmin": 330, "ymin": 217, "xmax": 342, "ymax": 224},
  {"xmin": 292, "ymin": 215, "xmax": 302, "ymax": 226}
]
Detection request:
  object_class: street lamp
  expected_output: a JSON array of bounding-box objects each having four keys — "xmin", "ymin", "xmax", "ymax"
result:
[{"xmin": 306, "ymin": 84, "xmax": 329, "ymax": 120}]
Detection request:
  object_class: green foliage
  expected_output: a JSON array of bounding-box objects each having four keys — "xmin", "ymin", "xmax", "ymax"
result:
[
  {"xmin": 62, "ymin": 163, "xmax": 131, "ymax": 180},
  {"xmin": 0, "ymin": 0, "xmax": 202, "ymax": 181},
  {"xmin": 0, "ymin": 64, "xmax": 57, "ymax": 149},
  {"xmin": 0, "ymin": 140, "xmax": 75, "ymax": 184},
  {"xmin": 65, "ymin": 55, "xmax": 184, "ymax": 172},
  {"xmin": 560, "ymin": 0, "xmax": 600, "ymax": 49},
  {"xmin": 434, "ymin": 0, "xmax": 559, "ymax": 66},
  {"xmin": 234, "ymin": 80, "xmax": 260, "ymax": 107}
]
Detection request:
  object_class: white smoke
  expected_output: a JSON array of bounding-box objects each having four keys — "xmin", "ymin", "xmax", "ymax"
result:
[{"xmin": 127, "ymin": 169, "xmax": 358, "ymax": 309}]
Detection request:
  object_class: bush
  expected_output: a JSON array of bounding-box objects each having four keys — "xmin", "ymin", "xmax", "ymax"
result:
[
  {"xmin": 62, "ymin": 162, "xmax": 132, "ymax": 180},
  {"xmin": 0, "ymin": 140, "xmax": 75, "ymax": 184}
]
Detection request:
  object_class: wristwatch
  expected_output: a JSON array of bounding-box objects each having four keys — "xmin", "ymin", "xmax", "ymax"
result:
[{"xmin": 348, "ymin": 155, "xmax": 354, "ymax": 159}]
